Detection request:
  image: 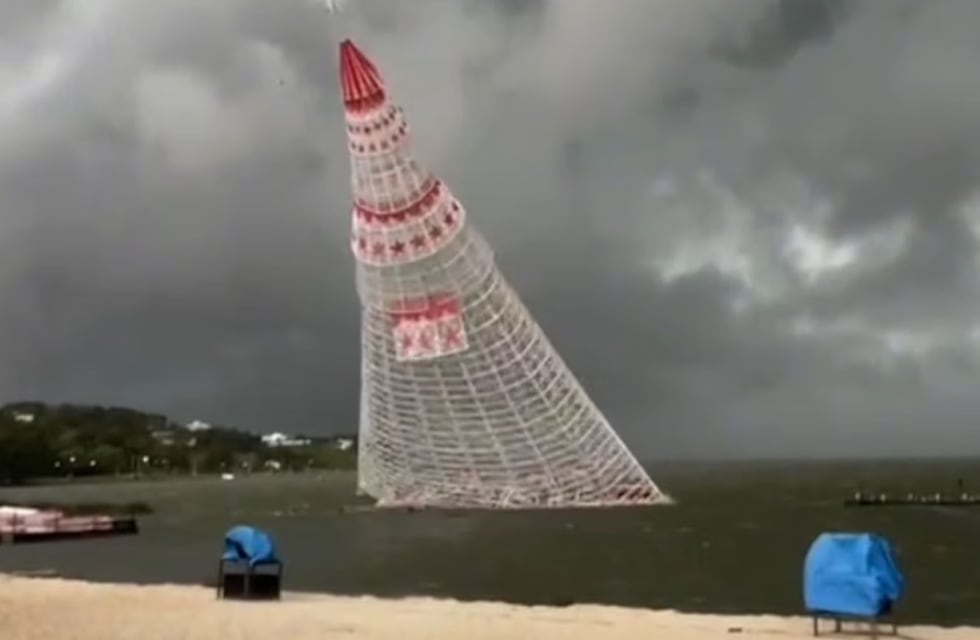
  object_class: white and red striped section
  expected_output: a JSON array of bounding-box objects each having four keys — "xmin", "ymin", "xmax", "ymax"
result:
[
  {"xmin": 339, "ymin": 39, "xmax": 386, "ymax": 113},
  {"xmin": 350, "ymin": 182, "xmax": 466, "ymax": 267}
]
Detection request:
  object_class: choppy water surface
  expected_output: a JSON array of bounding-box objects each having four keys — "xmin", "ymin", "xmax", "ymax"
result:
[{"xmin": 1, "ymin": 459, "xmax": 979, "ymax": 626}]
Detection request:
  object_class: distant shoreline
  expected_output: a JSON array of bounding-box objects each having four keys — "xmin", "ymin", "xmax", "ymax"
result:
[{"xmin": 1, "ymin": 468, "xmax": 357, "ymax": 487}]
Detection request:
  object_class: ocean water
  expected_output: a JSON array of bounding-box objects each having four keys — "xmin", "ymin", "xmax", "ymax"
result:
[{"xmin": 1, "ymin": 460, "xmax": 979, "ymax": 626}]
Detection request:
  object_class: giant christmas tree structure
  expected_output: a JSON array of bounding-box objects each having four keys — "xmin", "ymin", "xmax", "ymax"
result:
[{"xmin": 340, "ymin": 39, "xmax": 666, "ymax": 508}]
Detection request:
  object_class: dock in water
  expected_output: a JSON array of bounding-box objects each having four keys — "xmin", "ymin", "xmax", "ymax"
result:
[
  {"xmin": 843, "ymin": 492, "xmax": 980, "ymax": 507},
  {"xmin": 0, "ymin": 508, "xmax": 138, "ymax": 544}
]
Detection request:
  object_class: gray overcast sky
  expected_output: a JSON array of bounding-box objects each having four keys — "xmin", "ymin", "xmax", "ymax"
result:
[{"xmin": 1, "ymin": 0, "xmax": 979, "ymax": 459}]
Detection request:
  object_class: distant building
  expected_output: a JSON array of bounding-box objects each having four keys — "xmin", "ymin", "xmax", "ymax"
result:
[
  {"xmin": 184, "ymin": 420, "xmax": 212, "ymax": 432},
  {"xmin": 261, "ymin": 432, "xmax": 311, "ymax": 448},
  {"xmin": 151, "ymin": 430, "xmax": 176, "ymax": 446}
]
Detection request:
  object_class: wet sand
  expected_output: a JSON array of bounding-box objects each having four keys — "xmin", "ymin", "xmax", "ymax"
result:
[{"xmin": 1, "ymin": 574, "xmax": 976, "ymax": 639}]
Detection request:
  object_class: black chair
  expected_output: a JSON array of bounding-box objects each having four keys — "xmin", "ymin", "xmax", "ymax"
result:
[
  {"xmin": 216, "ymin": 558, "xmax": 283, "ymax": 600},
  {"xmin": 810, "ymin": 606, "xmax": 898, "ymax": 637}
]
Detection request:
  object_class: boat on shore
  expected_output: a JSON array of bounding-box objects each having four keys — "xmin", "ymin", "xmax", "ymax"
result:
[{"xmin": 0, "ymin": 505, "xmax": 138, "ymax": 544}]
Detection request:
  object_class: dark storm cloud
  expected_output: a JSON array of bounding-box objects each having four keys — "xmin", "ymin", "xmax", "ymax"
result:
[{"xmin": 2, "ymin": 0, "xmax": 980, "ymax": 458}]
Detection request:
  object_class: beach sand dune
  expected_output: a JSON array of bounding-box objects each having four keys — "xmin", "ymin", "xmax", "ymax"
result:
[{"xmin": 0, "ymin": 575, "xmax": 975, "ymax": 639}]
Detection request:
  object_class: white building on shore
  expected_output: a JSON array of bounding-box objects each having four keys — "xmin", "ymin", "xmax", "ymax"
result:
[{"xmin": 261, "ymin": 432, "xmax": 311, "ymax": 448}]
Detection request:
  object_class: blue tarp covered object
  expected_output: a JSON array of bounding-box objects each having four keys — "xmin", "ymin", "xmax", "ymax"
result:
[
  {"xmin": 803, "ymin": 532, "xmax": 905, "ymax": 617},
  {"xmin": 222, "ymin": 525, "xmax": 280, "ymax": 566}
]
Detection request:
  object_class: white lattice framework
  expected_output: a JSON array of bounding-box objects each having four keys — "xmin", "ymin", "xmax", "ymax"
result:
[{"xmin": 339, "ymin": 40, "xmax": 668, "ymax": 509}]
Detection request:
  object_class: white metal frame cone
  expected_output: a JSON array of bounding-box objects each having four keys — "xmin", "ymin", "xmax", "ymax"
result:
[{"xmin": 339, "ymin": 39, "xmax": 668, "ymax": 509}]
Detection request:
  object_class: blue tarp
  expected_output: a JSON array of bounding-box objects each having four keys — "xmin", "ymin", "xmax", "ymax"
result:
[
  {"xmin": 803, "ymin": 532, "xmax": 905, "ymax": 617},
  {"xmin": 222, "ymin": 526, "xmax": 280, "ymax": 566}
]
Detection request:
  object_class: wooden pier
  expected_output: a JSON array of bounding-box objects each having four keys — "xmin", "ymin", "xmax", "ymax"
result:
[
  {"xmin": 843, "ymin": 493, "xmax": 980, "ymax": 508},
  {"xmin": 0, "ymin": 511, "xmax": 138, "ymax": 544}
]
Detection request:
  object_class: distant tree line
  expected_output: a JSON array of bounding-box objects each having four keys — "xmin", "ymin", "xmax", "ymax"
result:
[{"xmin": 0, "ymin": 402, "xmax": 357, "ymax": 485}]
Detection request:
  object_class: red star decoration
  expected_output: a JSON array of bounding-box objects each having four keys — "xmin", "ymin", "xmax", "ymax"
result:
[
  {"xmin": 429, "ymin": 225, "xmax": 443, "ymax": 239},
  {"xmin": 390, "ymin": 240, "xmax": 406, "ymax": 255},
  {"xmin": 418, "ymin": 329, "xmax": 433, "ymax": 351},
  {"xmin": 443, "ymin": 212, "xmax": 456, "ymax": 227},
  {"xmin": 400, "ymin": 333, "xmax": 414, "ymax": 351},
  {"xmin": 357, "ymin": 237, "xmax": 367, "ymax": 250},
  {"xmin": 443, "ymin": 325, "xmax": 460, "ymax": 347},
  {"xmin": 410, "ymin": 234, "xmax": 427, "ymax": 249},
  {"xmin": 372, "ymin": 242, "xmax": 386, "ymax": 256}
]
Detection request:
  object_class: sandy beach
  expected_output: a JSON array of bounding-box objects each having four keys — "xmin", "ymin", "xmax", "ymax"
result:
[{"xmin": 0, "ymin": 575, "xmax": 975, "ymax": 640}]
